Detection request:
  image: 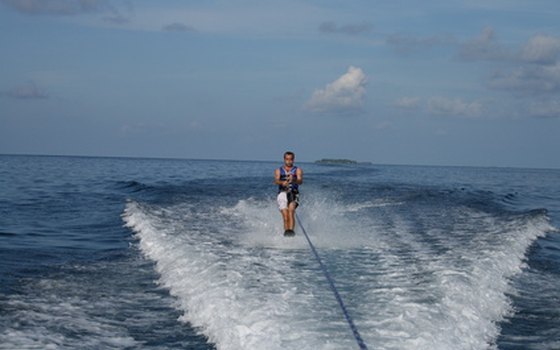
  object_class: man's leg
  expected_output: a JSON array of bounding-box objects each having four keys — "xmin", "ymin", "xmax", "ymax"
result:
[
  {"xmin": 287, "ymin": 202, "xmax": 297, "ymax": 230},
  {"xmin": 278, "ymin": 192, "xmax": 290, "ymax": 231},
  {"xmin": 280, "ymin": 209, "xmax": 290, "ymax": 230}
]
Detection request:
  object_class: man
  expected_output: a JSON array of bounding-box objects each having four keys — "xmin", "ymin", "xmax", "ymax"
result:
[{"xmin": 274, "ymin": 151, "xmax": 303, "ymax": 237}]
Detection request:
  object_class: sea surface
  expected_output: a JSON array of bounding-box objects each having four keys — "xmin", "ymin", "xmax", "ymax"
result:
[{"xmin": 1, "ymin": 154, "xmax": 559, "ymax": 350}]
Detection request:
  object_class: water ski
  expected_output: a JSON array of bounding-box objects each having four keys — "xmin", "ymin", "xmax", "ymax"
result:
[{"xmin": 283, "ymin": 229, "xmax": 295, "ymax": 237}]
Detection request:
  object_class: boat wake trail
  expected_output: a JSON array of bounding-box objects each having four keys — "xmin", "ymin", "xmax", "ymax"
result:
[{"xmin": 122, "ymin": 191, "xmax": 555, "ymax": 350}]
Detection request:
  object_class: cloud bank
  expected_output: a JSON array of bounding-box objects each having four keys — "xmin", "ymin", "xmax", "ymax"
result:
[
  {"xmin": 1, "ymin": 0, "xmax": 108, "ymax": 15},
  {"xmin": 428, "ymin": 97, "xmax": 482, "ymax": 117},
  {"xmin": 386, "ymin": 33, "xmax": 456, "ymax": 54},
  {"xmin": 489, "ymin": 63, "xmax": 560, "ymax": 93},
  {"xmin": 162, "ymin": 22, "xmax": 196, "ymax": 33},
  {"xmin": 1, "ymin": 0, "xmax": 132, "ymax": 24},
  {"xmin": 519, "ymin": 34, "xmax": 560, "ymax": 64},
  {"xmin": 526, "ymin": 99, "xmax": 560, "ymax": 119},
  {"xmin": 306, "ymin": 66, "xmax": 367, "ymax": 114},
  {"xmin": 393, "ymin": 96, "xmax": 421, "ymax": 109},
  {"xmin": 455, "ymin": 28, "xmax": 560, "ymax": 118},
  {"xmin": 393, "ymin": 96, "xmax": 484, "ymax": 118},
  {"xmin": 5, "ymin": 82, "xmax": 48, "ymax": 99},
  {"xmin": 319, "ymin": 21, "xmax": 373, "ymax": 36},
  {"xmin": 458, "ymin": 27, "xmax": 509, "ymax": 61}
]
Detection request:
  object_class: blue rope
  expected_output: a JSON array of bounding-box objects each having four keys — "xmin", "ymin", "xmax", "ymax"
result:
[{"xmin": 295, "ymin": 213, "xmax": 369, "ymax": 350}]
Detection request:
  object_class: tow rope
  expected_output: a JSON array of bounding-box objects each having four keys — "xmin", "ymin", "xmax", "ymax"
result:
[{"xmin": 296, "ymin": 213, "xmax": 369, "ymax": 350}]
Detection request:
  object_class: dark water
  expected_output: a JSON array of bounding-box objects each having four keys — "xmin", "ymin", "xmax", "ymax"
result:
[{"xmin": 0, "ymin": 155, "xmax": 558, "ymax": 349}]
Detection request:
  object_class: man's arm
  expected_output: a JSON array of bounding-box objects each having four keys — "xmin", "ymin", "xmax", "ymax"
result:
[
  {"xmin": 295, "ymin": 168, "xmax": 303, "ymax": 184},
  {"xmin": 274, "ymin": 168, "xmax": 288, "ymax": 186}
]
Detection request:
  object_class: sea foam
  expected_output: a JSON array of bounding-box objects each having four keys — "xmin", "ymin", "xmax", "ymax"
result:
[{"xmin": 123, "ymin": 195, "xmax": 553, "ymax": 350}]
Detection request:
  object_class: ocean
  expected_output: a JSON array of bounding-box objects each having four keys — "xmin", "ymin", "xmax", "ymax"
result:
[{"xmin": 1, "ymin": 154, "xmax": 559, "ymax": 350}]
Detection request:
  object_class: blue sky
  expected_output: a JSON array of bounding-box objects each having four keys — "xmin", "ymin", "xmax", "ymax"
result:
[{"xmin": 1, "ymin": 0, "xmax": 559, "ymax": 168}]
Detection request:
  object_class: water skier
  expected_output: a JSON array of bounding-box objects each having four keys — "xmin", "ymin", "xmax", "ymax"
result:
[{"xmin": 274, "ymin": 151, "xmax": 303, "ymax": 237}]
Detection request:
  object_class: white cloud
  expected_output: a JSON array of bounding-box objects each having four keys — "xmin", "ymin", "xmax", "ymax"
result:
[
  {"xmin": 527, "ymin": 99, "xmax": 560, "ymax": 118},
  {"xmin": 393, "ymin": 96, "xmax": 421, "ymax": 109},
  {"xmin": 428, "ymin": 96, "xmax": 482, "ymax": 117},
  {"xmin": 455, "ymin": 30, "xmax": 560, "ymax": 121},
  {"xmin": 393, "ymin": 96, "xmax": 486, "ymax": 118},
  {"xmin": 386, "ymin": 33, "xmax": 456, "ymax": 54},
  {"xmin": 457, "ymin": 29, "xmax": 560, "ymax": 66},
  {"xmin": 319, "ymin": 21, "xmax": 373, "ymax": 36},
  {"xmin": 119, "ymin": 1, "xmax": 330, "ymax": 35},
  {"xmin": 6, "ymin": 82, "xmax": 48, "ymax": 99},
  {"xmin": 305, "ymin": 66, "xmax": 367, "ymax": 114},
  {"xmin": 520, "ymin": 34, "xmax": 560, "ymax": 64},
  {"xmin": 103, "ymin": 14, "xmax": 129, "ymax": 25},
  {"xmin": 375, "ymin": 121, "xmax": 392, "ymax": 130},
  {"xmin": 162, "ymin": 22, "xmax": 196, "ymax": 32},
  {"xmin": 0, "ymin": 0, "xmax": 130, "ymax": 16},
  {"xmin": 489, "ymin": 62, "xmax": 560, "ymax": 93},
  {"xmin": 458, "ymin": 27, "xmax": 509, "ymax": 61},
  {"xmin": 1, "ymin": 0, "xmax": 133, "ymax": 24},
  {"xmin": 1, "ymin": 0, "xmax": 104, "ymax": 15}
]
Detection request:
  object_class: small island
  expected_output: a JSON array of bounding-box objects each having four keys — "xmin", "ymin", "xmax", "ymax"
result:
[{"xmin": 314, "ymin": 158, "xmax": 358, "ymax": 165}]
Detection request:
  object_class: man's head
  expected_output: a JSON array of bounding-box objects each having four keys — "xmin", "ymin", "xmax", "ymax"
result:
[{"xmin": 284, "ymin": 151, "xmax": 295, "ymax": 167}]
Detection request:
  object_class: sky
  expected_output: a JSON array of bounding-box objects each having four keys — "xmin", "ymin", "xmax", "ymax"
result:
[{"xmin": 1, "ymin": 0, "xmax": 560, "ymax": 168}]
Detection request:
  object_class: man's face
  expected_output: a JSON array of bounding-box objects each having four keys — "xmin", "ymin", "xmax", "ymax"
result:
[{"xmin": 284, "ymin": 155, "xmax": 294, "ymax": 167}]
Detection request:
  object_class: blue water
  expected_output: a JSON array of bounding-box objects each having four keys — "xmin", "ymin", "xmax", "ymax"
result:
[{"xmin": 1, "ymin": 154, "xmax": 559, "ymax": 349}]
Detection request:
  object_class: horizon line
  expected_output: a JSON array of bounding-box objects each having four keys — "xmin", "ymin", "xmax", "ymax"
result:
[{"xmin": 1, "ymin": 152, "xmax": 557, "ymax": 171}]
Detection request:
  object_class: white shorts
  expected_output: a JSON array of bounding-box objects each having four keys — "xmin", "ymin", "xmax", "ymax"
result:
[
  {"xmin": 277, "ymin": 191, "xmax": 299, "ymax": 210},
  {"xmin": 277, "ymin": 192, "xmax": 288, "ymax": 210}
]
